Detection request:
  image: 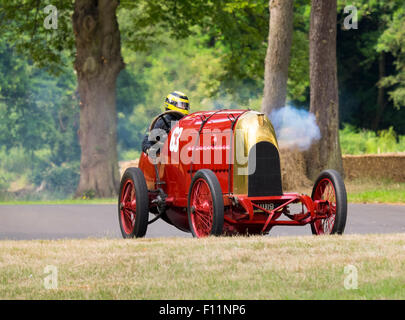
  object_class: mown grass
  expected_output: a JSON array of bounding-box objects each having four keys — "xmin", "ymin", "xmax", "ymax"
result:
[
  {"xmin": 293, "ymin": 179, "xmax": 405, "ymax": 204},
  {"xmin": 1, "ymin": 234, "xmax": 405, "ymax": 299},
  {"xmin": 348, "ymin": 189, "xmax": 405, "ymax": 204},
  {"xmin": 345, "ymin": 179, "xmax": 405, "ymax": 204}
]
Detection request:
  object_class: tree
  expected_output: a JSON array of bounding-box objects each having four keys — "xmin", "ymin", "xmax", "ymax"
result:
[
  {"xmin": 259, "ymin": 0, "xmax": 313, "ymax": 190},
  {"xmin": 1, "ymin": 0, "xmax": 124, "ymax": 197},
  {"xmin": 306, "ymin": 0, "xmax": 343, "ymax": 179},
  {"xmin": 72, "ymin": 0, "xmax": 124, "ymax": 197},
  {"xmin": 0, "ymin": 0, "xmax": 215, "ymax": 198},
  {"xmin": 261, "ymin": 0, "xmax": 294, "ymax": 114}
]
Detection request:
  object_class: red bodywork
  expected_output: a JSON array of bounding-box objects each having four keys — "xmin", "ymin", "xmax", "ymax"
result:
[{"xmin": 138, "ymin": 109, "xmax": 330, "ymax": 235}]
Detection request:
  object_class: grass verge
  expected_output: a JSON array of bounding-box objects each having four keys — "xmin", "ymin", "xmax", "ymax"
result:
[
  {"xmin": 1, "ymin": 234, "xmax": 405, "ymax": 299},
  {"xmin": 1, "ymin": 179, "xmax": 404, "ymax": 205},
  {"xmin": 345, "ymin": 179, "xmax": 405, "ymax": 204},
  {"xmin": 0, "ymin": 198, "xmax": 116, "ymax": 205},
  {"xmin": 293, "ymin": 179, "xmax": 405, "ymax": 204}
]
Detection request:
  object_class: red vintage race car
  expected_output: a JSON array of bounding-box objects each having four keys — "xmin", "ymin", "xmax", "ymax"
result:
[{"xmin": 118, "ymin": 109, "xmax": 347, "ymax": 238}]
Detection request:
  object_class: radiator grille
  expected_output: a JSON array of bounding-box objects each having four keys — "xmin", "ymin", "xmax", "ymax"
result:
[{"xmin": 248, "ymin": 142, "xmax": 283, "ymax": 197}]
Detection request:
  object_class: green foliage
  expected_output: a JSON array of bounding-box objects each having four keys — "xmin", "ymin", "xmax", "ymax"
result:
[
  {"xmin": 0, "ymin": 36, "xmax": 80, "ymax": 199},
  {"xmin": 117, "ymin": 106, "xmax": 150, "ymax": 157},
  {"xmin": 336, "ymin": 0, "xmax": 405, "ymax": 133},
  {"xmin": 377, "ymin": 7, "xmax": 405, "ymax": 109},
  {"xmin": 340, "ymin": 124, "xmax": 405, "ymax": 154},
  {"xmin": 40, "ymin": 162, "xmax": 80, "ymax": 195},
  {"xmin": 116, "ymin": 26, "xmax": 265, "ymax": 156},
  {"xmin": 121, "ymin": 0, "xmax": 269, "ymax": 103},
  {"xmin": 0, "ymin": 145, "xmax": 80, "ymax": 199},
  {"xmin": 0, "ymin": 146, "xmax": 31, "ymax": 200},
  {"xmin": 0, "ymin": 42, "xmax": 51, "ymax": 151},
  {"xmin": 0, "ymin": 0, "xmax": 75, "ymax": 73}
]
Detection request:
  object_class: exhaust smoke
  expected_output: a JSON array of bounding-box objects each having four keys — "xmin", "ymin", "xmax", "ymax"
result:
[{"xmin": 269, "ymin": 106, "xmax": 321, "ymax": 151}]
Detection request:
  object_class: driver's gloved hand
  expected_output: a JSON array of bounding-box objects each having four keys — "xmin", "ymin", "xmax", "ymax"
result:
[{"xmin": 146, "ymin": 145, "xmax": 161, "ymax": 164}]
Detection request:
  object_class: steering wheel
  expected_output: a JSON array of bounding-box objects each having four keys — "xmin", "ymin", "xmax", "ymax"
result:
[{"xmin": 148, "ymin": 110, "xmax": 184, "ymax": 132}]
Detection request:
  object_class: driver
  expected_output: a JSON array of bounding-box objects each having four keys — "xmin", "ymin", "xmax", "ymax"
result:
[{"xmin": 142, "ymin": 91, "xmax": 190, "ymax": 154}]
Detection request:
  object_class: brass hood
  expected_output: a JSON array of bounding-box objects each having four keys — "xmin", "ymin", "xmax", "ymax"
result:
[{"xmin": 233, "ymin": 111, "xmax": 279, "ymax": 195}]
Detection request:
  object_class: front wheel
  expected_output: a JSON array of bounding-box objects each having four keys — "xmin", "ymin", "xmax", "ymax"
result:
[
  {"xmin": 118, "ymin": 167, "xmax": 149, "ymax": 238},
  {"xmin": 311, "ymin": 169, "xmax": 347, "ymax": 235},
  {"xmin": 187, "ymin": 169, "xmax": 224, "ymax": 238}
]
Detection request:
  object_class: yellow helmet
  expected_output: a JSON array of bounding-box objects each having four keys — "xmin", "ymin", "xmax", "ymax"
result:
[{"xmin": 164, "ymin": 91, "xmax": 190, "ymax": 115}]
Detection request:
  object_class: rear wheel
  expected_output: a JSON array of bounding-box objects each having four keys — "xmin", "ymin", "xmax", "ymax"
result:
[
  {"xmin": 311, "ymin": 169, "xmax": 347, "ymax": 235},
  {"xmin": 118, "ymin": 167, "xmax": 149, "ymax": 238},
  {"xmin": 187, "ymin": 169, "xmax": 224, "ymax": 238}
]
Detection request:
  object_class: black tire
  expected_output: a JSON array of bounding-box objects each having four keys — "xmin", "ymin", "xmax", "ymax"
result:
[
  {"xmin": 118, "ymin": 167, "xmax": 149, "ymax": 238},
  {"xmin": 187, "ymin": 169, "xmax": 224, "ymax": 237},
  {"xmin": 311, "ymin": 169, "xmax": 347, "ymax": 235}
]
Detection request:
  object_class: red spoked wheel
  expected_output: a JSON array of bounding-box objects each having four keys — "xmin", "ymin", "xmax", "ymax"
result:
[
  {"xmin": 188, "ymin": 169, "xmax": 224, "ymax": 238},
  {"xmin": 120, "ymin": 179, "xmax": 136, "ymax": 234},
  {"xmin": 118, "ymin": 167, "xmax": 149, "ymax": 238},
  {"xmin": 311, "ymin": 169, "xmax": 347, "ymax": 235},
  {"xmin": 190, "ymin": 178, "xmax": 214, "ymax": 237}
]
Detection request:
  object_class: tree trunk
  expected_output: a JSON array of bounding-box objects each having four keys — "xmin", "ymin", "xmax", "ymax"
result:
[
  {"xmin": 261, "ymin": 0, "xmax": 294, "ymax": 114},
  {"xmin": 261, "ymin": 1, "xmax": 310, "ymax": 191},
  {"xmin": 372, "ymin": 51, "xmax": 386, "ymax": 131},
  {"xmin": 305, "ymin": 0, "xmax": 343, "ymax": 180},
  {"xmin": 73, "ymin": 0, "xmax": 125, "ymax": 198}
]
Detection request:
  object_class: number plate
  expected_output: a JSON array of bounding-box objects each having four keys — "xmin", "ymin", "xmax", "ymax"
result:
[{"xmin": 256, "ymin": 203, "xmax": 275, "ymax": 211}]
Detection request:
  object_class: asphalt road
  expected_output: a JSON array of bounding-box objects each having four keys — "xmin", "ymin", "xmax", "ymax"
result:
[{"xmin": 0, "ymin": 203, "xmax": 404, "ymax": 240}]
